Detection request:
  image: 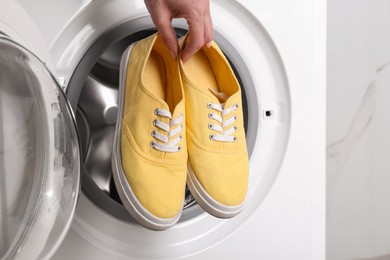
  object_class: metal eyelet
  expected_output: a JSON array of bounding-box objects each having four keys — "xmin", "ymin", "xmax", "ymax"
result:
[
  {"xmin": 234, "ymin": 104, "xmax": 239, "ymax": 109},
  {"xmin": 153, "ymin": 119, "xmax": 158, "ymax": 126},
  {"xmin": 233, "ymin": 126, "xmax": 238, "ymax": 130},
  {"xmin": 208, "ymin": 123, "xmax": 213, "ymax": 130},
  {"xmin": 233, "ymin": 115, "xmax": 237, "ymax": 121},
  {"xmin": 151, "ymin": 130, "xmax": 156, "ymax": 137},
  {"xmin": 179, "ymin": 135, "xmax": 183, "ymax": 140},
  {"xmin": 209, "ymin": 134, "xmax": 214, "ymax": 140},
  {"xmin": 150, "ymin": 141, "xmax": 156, "ymax": 148},
  {"xmin": 233, "ymin": 136, "xmax": 237, "ymax": 142},
  {"xmin": 154, "ymin": 109, "xmax": 160, "ymax": 115},
  {"xmin": 208, "ymin": 112, "xmax": 213, "ymax": 119},
  {"xmin": 207, "ymin": 102, "xmax": 212, "ymax": 109},
  {"xmin": 177, "ymin": 146, "xmax": 182, "ymax": 151}
]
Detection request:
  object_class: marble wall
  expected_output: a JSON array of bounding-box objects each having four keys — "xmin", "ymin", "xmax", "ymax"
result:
[{"xmin": 327, "ymin": 0, "xmax": 390, "ymax": 259}]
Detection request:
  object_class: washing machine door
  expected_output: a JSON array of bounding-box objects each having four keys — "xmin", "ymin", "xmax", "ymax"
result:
[{"xmin": 0, "ymin": 36, "xmax": 80, "ymax": 260}]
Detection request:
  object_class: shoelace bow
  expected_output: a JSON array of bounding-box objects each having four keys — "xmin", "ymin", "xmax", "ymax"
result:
[
  {"xmin": 150, "ymin": 108, "xmax": 183, "ymax": 152},
  {"xmin": 207, "ymin": 102, "xmax": 239, "ymax": 142}
]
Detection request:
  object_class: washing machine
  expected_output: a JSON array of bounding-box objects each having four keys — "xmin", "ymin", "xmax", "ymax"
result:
[
  {"xmin": 0, "ymin": 1, "xmax": 80, "ymax": 260},
  {"xmin": 0, "ymin": 0, "xmax": 326, "ymax": 259}
]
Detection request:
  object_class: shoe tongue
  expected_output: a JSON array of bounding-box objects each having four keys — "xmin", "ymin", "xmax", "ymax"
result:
[{"xmin": 208, "ymin": 88, "xmax": 229, "ymax": 103}]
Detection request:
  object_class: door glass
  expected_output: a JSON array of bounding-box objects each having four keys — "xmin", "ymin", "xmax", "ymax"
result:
[{"xmin": 0, "ymin": 37, "xmax": 80, "ymax": 259}]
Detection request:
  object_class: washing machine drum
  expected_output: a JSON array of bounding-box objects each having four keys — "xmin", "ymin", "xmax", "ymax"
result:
[{"xmin": 0, "ymin": 37, "xmax": 80, "ymax": 260}]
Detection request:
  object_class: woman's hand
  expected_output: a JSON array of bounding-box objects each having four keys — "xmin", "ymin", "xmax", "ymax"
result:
[{"xmin": 144, "ymin": 0, "xmax": 213, "ymax": 63}]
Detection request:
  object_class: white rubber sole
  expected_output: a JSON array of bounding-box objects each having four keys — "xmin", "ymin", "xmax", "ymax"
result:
[
  {"xmin": 186, "ymin": 161, "xmax": 245, "ymax": 219},
  {"xmin": 111, "ymin": 44, "xmax": 182, "ymax": 231}
]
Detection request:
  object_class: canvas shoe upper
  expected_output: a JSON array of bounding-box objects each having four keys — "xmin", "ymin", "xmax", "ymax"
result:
[
  {"xmin": 179, "ymin": 36, "xmax": 249, "ymax": 218},
  {"xmin": 112, "ymin": 33, "xmax": 187, "ymax": 230}
]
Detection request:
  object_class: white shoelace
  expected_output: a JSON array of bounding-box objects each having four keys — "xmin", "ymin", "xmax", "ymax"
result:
[
  {"xmin": 207, "ymin": 102, "xmax": 239, "ymax": 142},
  {"xmin": 150, "ymin": 108, "xmax": 183, "ymax": 152}
]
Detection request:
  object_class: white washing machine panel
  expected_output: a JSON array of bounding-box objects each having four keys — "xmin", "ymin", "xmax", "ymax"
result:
[
  {"xmin": 10, "ymin": 0, "xmax": 326, "ymax": 259},
  {"xmin": 0, "ymin": 0, "xmax": 56, "ymax": 74},
  {"xmin": 57, "ymin": 2, "xmax": 291, "ymax": 258}
]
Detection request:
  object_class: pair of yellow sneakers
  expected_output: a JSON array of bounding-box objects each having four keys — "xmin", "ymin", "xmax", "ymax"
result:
[{"xmin": 112, "ymin": 33, "xmax": 249, "ymax": 231}]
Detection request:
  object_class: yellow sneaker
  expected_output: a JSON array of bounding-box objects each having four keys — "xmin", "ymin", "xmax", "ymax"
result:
[
  {"xmin": 112, "ymin": 33, "xmax": 187, "ymax": 230},
  {"xmin": 179, "ymin": 36, "xmax": 249, "ymax": 218}
]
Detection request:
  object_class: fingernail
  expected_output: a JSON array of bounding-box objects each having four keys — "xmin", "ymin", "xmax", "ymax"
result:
[{"xmin": 206, "ymin": 41, "xmax": 212, "ymax": 48}]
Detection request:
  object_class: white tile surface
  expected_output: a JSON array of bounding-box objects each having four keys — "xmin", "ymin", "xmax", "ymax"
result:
[
  {"xmin": 369, "ymin": 65, "xmax": 390, "ymax": 257},
  {"xmin": 327, "ymin": 82, "xmax": 376, "ymax": 259},
  {"xmin": 327, "ymin": 0, "xmax": 390, "ymax": 255},
  {"xmin": 327, "ymin": 0, "xmax": 390, "ymax": 259},
  {"xmin": 327, "ymin": 0, "xmax": 386, "ymax": 145},
  {"xmin": 327, "ymin": 64, "xmax": 390, "ymax": 259}
]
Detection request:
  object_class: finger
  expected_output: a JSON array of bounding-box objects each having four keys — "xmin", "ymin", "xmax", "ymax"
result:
[
  {"xmin": 144, "ymin": 0, "xmax": 154, "ymax": 14},
  {"xmin": 203, "ymin": 11, "xmax": 214, "ymax": 48},
  {"xmin": 153, "ymin": 15, "xmax": 179, "ymax": 59},
  {"xmin": 182, "ymin": 17, "xmax": 205, "ymax": 63}
]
